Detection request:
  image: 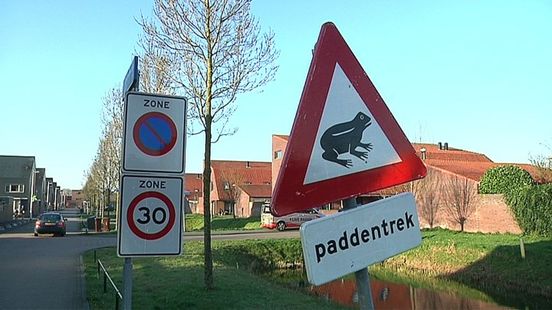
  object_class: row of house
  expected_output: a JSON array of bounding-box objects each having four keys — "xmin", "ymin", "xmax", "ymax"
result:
[
  {"xmin": 183, "ymin": 135, "xmax": 547, "ymax": 234},
  {"xmin": 0, "ymin": 155, "xmax": 64, "ymax": 223}
]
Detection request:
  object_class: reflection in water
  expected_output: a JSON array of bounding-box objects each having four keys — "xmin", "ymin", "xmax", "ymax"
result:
[{"xmin": 310, "ymin": 278, "xmax": 510, "ymax": 309}]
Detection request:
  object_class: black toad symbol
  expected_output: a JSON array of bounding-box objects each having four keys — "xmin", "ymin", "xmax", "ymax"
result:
[{"xmin": 320, "ymin": 112, "xmax": 373, "ymax": 168}]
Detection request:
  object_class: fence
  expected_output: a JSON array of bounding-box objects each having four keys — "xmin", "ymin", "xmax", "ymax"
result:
[{"xmin": 95, "ymin": 251, "xmax": 123, "ymax": 309}]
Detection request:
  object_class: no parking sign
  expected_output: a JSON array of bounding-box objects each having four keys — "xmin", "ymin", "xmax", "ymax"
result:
[
  {"xmin": 123, "ymin": 92, "xmax": 187, "ymax": 174},
  {"xmin": 118, "ymin": 175, "xmax": 183, "ymax": 257}
]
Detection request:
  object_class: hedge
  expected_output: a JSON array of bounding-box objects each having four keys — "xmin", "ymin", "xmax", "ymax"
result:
[
  {"xmin": 479, "ymin": 165, "xmax": 534, "ymax": 194},
  {"xmin": 505, "ymin": 184, "xmax": 552, "ymax": 237}
]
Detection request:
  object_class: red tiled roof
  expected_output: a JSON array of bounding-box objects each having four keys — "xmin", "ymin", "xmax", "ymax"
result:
[
  {"xmin": 211, "ymin": 160, "xmax": 271, "ymax": 201},
  {"xmin": 412, "ymin": 143, "xmax": 546, "ymax": 182},
  {"xmin": 412, "ymin": 143, "xmax": 493, "ymax": 163},
  {"xmin": 274, "ymin": 137, "xmax": 545, "ymax": 183},
  {"xmin": 272, "ymin": 134, "xmax": 289, "ymax": 141},
  {"xmin": 184, "ymin": 173, "xmax": 203, "ymax": 197},
  {"xmin": 239, "ymin": 184, "xmax": 272, "ymax": 198}
]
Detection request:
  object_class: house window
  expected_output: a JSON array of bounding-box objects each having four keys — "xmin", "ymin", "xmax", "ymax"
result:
[
  {"xmin": 5, "ymin": 184, "xmax": 24, "ymax": 193},
  {"xmin": 223, "ymin": 181, "xmax": 230, "ymax": 190},
  {"xmin": 274, "ymin": 150, "xmax": 282, "ymax": 159}
]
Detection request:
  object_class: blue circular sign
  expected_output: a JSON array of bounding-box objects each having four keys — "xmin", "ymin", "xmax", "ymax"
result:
[{"xmin": 133, "ymin": 112, "xmax": 177, "ymax": 156}]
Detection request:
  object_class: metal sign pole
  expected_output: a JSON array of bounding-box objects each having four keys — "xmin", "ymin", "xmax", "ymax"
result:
[
  {"xmin": 123, "ymin": 258, "xmax": 132, "ymax": 310},
  {"xmin": 122, "ymin": 56, "xmax": 139, "ymax": 310},
  {"xmin": 342, "ymin": 197, "xmax": 374, "ymax": 310}
]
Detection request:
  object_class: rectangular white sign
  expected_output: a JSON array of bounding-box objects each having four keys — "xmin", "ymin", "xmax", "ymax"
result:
[
  {"xmin": 123, "ymin": 92, "xmax": 187, "ymax": 174},
  {"xmin": 118, "ymin": 175, "xmax": 183, "ymax": 257},
  {"xmin": 300, "ymin": 192, "xmax": 421, "ymax": 286}
]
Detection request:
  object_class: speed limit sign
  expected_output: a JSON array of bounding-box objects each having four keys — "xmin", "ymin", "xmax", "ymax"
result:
[{"xmin": 117, "ymin": 175, "xmax": 183, "ymax": 257}]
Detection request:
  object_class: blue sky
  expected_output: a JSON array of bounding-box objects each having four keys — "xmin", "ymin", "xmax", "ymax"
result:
[{"xmin": 1, "ymin": 1, "xmax": 551, "ymax": 189}]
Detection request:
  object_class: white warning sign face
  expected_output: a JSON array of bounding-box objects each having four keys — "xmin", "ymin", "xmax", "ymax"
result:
[{"xmin": 303, "ymin": 64, "xmax": 402, "ymax": 185}]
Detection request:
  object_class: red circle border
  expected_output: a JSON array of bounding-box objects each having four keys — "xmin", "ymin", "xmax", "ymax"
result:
[{"xmin": 127, "ymin": 191, "xmax": 176, "ymax": 240}]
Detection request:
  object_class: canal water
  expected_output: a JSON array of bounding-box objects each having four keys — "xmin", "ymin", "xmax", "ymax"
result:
[
  {"xmin": 310, "ymin": 277, "xmax": 509, "ymax": 309},
  {"xmin": 269, "ymin": 269, "xmax": 547, "ymax": 309}
]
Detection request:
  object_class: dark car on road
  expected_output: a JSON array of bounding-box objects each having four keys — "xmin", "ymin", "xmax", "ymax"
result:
[{"xmin": 34, "ymin": 212, "xmax": 66, "ymax": 237}]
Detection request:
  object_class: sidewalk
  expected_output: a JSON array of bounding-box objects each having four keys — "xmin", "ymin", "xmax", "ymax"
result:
[{"xmin": 0, "ymin": 218, "xmax": 32, "ymax": 233}]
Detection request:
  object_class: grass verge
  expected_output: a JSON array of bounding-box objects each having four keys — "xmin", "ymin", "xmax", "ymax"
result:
[
  {"xmin": 84, "ymin": 241, "xmax": 345, "ymax": 310},
  {"xmin": 84, "ymin": 229, "xmax": 552, "ymax": 309},
  {"xmin": 185, "ymin": 214, "xmax": 262, "ymax": 231}
]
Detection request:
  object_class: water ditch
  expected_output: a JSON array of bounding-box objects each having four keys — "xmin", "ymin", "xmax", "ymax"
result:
[{"xmin": 264, "ymin": 269, "xmax": 548, "ymax": 309}]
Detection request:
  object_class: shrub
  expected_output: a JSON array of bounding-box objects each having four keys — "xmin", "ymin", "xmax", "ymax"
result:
[
  {"xmin": 479, "ymin": 165, "xmax": 534, "ymax": 194},
  {"xmin": 213, "ymin": 239, "xmax": 303, "ymax": 272},
  {"xmin": 505, "ymin": 184, "xmax": 552, "ymax": 237}
]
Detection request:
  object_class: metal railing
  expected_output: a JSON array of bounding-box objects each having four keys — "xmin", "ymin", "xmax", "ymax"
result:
[{"xmin": 96, "ymin": 256, "xmax": 123, "ymax": 309}]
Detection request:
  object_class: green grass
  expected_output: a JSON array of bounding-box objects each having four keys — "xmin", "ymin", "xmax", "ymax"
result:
[
  {"xmin": 369, "ymin": 229, "xmax": 552, "ymax": 308},
  {"xmin": 84, "ymin": 227, "xmax": 552, "ymax": 309},
  {"xmin": 84, "ymin": 243, "xmax": 346, "ymax": 310},
  {"xmin": 185, "ymin": 214, "xmax": 262, "ymax": 231}
]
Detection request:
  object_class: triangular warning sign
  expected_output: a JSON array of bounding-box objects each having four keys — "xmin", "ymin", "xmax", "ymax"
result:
[{"xmin": 271, "ymin": 22, "xmax": 427, "ymax": 216}]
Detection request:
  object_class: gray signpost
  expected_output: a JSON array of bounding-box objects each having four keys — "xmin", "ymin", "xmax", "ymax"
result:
[
  {"xmin": 118, "ymin": 56, "xmax": 187, "ymax": 310},
  {"xmin": 121, "ymin": 56, "xmax": 139, "ymax": 310},
  {"xmin": 122, "ymin": 56, "xmax": 138, "ymax": 310},
  {"xmin": 342, "ymin": 197, "xmax": 374, "ymax": 310}
]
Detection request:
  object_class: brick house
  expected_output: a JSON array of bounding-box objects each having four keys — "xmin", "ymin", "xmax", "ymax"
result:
[
  {"xmin": 271, "ymin": 135, "xmax": 543, "ymax": 234},
  {"xmin": 64, "ymin": 189, "xmax": 86, "ymax": 209},
  {"xmin": 199, "ymin": 160, "xmax": 271, "ymax": 217},
  {"xmin": 184, "ymin": 173, "xmax": 203, "ymax": 214}
]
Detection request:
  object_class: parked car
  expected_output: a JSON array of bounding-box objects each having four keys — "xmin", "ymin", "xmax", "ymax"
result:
[
  {"xmin": 34, "ymin": 212, "xmax": 66, "ymax": 237},
  {"xmin": 261, "ymin": 205, "xmax": 324, "ymax": 231}
]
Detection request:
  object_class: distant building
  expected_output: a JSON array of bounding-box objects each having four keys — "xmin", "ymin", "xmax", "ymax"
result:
[
  {"xmin": 64, "ymin": 189, "xmax": 85, "ymax": 209},
  {"xmin": 184, "ymin": 173, "xmax": 203, "ymax": 214},
  {"xmin": 203, "ymin": 160, "xmax": 272, "ymax": 218},
  {"xmin": 34, "ymin": 168, "xmax": 47, "ymax": 215},
  {"xmin": 0, "ymin": 155, "xmax": 36, "ymax": 219},
  {"xmin": 45, "ymin": 178, "xmax": 55, "ymax": 211},
  {"xmin": 271, "ymin": 136, "xmax": 547, "ymax": 234}
]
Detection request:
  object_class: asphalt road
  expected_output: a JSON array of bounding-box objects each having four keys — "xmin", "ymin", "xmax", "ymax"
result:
[
  {"xmin": 0, "ymin": 210, "xmax": 115, "ymax": 310},
  {"xmin": 0, "ymin": 210, "xmax": 298, "ymax": 309}
]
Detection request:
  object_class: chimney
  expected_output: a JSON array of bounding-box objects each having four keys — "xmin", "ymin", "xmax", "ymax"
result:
[
  {"xmin": 438, "ymin": 142, "xmax": 443, "ymax": 150},
  {"xmin": 420, "ymin": 147, "xmax": 427, "ymax": 160},
  {"xmin": 246, "ymin": 161, "xmax": 251, "ymax": 168},
  {"xmin": 444, "ymin": 142, "xmax": 449, "ymax": 150}
]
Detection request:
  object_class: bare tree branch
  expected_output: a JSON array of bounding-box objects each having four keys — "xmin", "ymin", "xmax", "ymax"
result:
[
  {"xmin": 137, "ymin": 0, "xmax": 278, "ymax": 290},
  {"xmin": 444, "ymin": 176, "xmax": 478, "ymax": 232}
]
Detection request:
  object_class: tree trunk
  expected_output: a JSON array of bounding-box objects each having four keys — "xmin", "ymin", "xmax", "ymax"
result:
[{"xmin": 203, "ymin": 115, "xmax": 214, "ymax": 290}]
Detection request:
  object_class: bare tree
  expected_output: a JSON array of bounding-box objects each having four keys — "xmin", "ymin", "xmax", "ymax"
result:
[
  {"xmin": 138, "ymin": 0, "xmax": 278, "ymax": 289},
  {"xmin": 530, "ymin": 148, "xmax": 552, "ymax": 183},
  {"xmin": 444, "ymin": 176, "xmax": 477, "ymax": 232},
  {"xmin": 137, "ymin": 36, "xmax": 176, "ymax": 94},
  {"xmin": 84, "ymin": 88, "xmax": 124, "ymax": 220},
  {"xmin": 414, "ymin": 169, "xmax": 441, "ymax": 228}
]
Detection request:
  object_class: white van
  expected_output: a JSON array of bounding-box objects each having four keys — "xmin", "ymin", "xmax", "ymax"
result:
[{"xmin": 261, "ymin": 205, "xmax": 324, "ymax": 231}]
